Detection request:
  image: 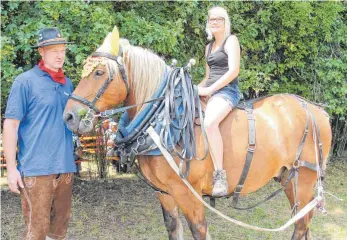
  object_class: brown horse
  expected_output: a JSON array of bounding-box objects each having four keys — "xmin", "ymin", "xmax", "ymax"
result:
[{"xmin": 64, "ymin": 28, "xmax": 332, "ymax": 240}]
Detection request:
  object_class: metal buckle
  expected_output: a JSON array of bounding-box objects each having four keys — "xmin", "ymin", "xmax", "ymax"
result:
[
  {"xmin": 300, "ymin": 100, "xmax": 307, "ymax": 108},
  {"xmin": 81, "ymin": 109, "xmax": 94, "ymax": 127},
  {"xmin": 131, "ymin": 147, "xmax": 139, "ymax": 155},
  {"xmin": 247, "ymin": 144, "xmax": 256, "ymax": 152},
  {"xmin": 137, "ymin": 136, "xmax": 146, "ymax": 146},
  {"xmin": 293, "ymin": 160, "xmax": 300, "ymax": 169},
  {"xmin": 234, "ymin": 185, "xmax": 243, "ymax": 194}
]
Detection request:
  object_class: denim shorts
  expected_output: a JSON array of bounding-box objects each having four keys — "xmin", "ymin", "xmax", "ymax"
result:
[{"xmin": 210, "ymin": 83, "xmax": 241, "ymax": 108}]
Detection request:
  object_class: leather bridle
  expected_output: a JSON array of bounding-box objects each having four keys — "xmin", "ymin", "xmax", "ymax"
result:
[{"xmin": 68, "ymin": 51, "xmax": 129, "ymax": 113}]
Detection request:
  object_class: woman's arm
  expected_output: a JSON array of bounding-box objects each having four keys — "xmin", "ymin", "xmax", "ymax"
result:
[{"xmin": 198, "ymin": 44, "xmax": 211, "ymax": 87}]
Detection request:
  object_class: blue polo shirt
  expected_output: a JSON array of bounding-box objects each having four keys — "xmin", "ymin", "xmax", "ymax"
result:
[{"xmin": 5, "ymin": 65, "xmax": 76, "ymax": 177}]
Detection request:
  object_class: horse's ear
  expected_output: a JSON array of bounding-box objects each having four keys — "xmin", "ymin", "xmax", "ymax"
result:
[{"xmin": 110, "ymin": 26, "xmax": 120, "ymax": 56}]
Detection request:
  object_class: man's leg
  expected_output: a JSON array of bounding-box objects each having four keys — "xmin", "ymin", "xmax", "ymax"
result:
[
  {"xmin": 47, "ymin": 173, "xmax": 74, "ymax": 240},
  {"xmin": 20, "ymin": 175, "xmax": 55, "ymax": 240}
]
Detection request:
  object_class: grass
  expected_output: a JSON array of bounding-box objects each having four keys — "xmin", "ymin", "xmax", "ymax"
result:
[{"xmin": 1, "ymin": 160, "xmax": 347, "ymax": 240}]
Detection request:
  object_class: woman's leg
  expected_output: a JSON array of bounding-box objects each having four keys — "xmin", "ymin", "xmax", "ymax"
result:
[
  {"xmin": 204, "ymin": 97, "xmax": 232, "ymax": 170},
  {"xmin": 203, "ymin": 97, "xmax": 232, "ymax": 196}
]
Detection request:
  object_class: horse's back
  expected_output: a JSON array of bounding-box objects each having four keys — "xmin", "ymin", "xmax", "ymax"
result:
[{"xmin": 219, "ymin": 94, "xmax": 331, "ymax": 193}]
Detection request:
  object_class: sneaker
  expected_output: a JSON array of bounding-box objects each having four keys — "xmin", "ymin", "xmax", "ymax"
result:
[{"xmin": 212, "ymin": 170, "xmax": 228, "ymax": 197}]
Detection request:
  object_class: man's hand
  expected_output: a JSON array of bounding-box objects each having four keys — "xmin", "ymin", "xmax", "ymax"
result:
[{"xmin": 7, "ymin": 168, "xmax": 24, "ymax": 194}]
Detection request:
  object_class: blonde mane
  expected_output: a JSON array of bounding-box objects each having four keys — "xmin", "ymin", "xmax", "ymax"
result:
[
  {"xmin": 96, "ymin": 35, "xmax": 166, "ymax": 114},
  {"xmin": 123, "ymin": 44, "xmax": 166, "ymax": 113}
]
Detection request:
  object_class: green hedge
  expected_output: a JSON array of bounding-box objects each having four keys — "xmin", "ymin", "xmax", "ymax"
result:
[{"xmin": 1, "ymin": 2, "xmax": 346, "ymax": 158}]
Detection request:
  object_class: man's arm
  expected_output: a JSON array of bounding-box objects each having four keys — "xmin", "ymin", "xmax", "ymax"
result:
[{"xmin": 3, "ymin": 118, "xmax": 24, "ymax": 194}]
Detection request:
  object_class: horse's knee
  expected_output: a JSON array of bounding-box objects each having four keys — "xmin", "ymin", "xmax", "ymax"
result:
[
  {"xmin": 292, "ymin": 217, "xmax": 312, "ymax": 240},
  {"xmin": 304, "ymin": 228, "xmax": 312, "ymax": 240},
  {"xmin": 161, "ymin": 206, "xmax": 184, "ymax": 240},
  {"xmin": 187, "ymin": 219, "xmax": 207, "ymax": 240},
  {"xmin": 158, "ymin": 193, "xmax": 183, "ymax": 240},
  {"xmin": 291, "ymin": 227, "xmax": 312, "ymax": 240},
  {"xmin": 162, "ymin": 206, "xmax": 178, "ymax": 232}
]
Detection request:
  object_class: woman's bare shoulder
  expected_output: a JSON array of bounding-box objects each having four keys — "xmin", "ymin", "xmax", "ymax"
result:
[{"xmin": 224, "ymin": 35, "xmax": 241, "ymax": 55}]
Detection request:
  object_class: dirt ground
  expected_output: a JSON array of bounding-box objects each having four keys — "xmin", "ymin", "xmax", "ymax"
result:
[{"xmin": 1, "ymin": 161, "xmax": 347, "ymax": 240}]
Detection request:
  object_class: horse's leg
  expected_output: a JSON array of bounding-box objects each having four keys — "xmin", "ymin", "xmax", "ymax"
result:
[
  {"xmin": 157, "ymin": 192, "xmax": 184, "ymax": 240},
  {"xmin": 281, "ymin": 168, "xmax": 316, "ymax": 240},
  {"xmin": 168, "ymin": 186, "xmax": 211, "ymax": 240}
]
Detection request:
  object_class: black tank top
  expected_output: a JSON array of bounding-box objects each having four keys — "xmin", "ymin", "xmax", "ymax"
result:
[{"xmin": 205, "ymin": 35, "xmax": 239, "ymax": 87}]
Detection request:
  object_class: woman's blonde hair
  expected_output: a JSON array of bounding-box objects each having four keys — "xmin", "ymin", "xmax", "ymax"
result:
[{"xmin": 205, "ymin": 6, "xmax": 231, "ymax": 41}]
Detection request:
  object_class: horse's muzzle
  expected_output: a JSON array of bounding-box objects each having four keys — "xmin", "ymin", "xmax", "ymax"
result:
[{"xmin": 63, "ymin": 110, "xmax": 79, "ymax": 132}]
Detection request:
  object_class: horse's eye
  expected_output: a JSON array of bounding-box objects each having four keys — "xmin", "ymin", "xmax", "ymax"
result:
[{"xmin": 95, "ymin": 70, "xmax": 104, "ymax": 77}]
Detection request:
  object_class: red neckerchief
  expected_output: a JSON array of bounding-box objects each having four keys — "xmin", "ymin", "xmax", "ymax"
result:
[{"xmin": 38, "ymin": 59, "xmax": 66, "ymax": 85}]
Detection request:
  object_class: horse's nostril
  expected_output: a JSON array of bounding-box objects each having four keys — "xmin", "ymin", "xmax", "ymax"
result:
[{"xmin": 64, "ymin": 112, "xmax": 75, "ymax": 123}]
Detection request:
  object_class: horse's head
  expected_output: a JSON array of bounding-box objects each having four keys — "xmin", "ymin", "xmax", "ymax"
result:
[
  {"xmin": 64, "ymin": 26, "xmax": 166, "ymax": 134},
  {"xmin": 64, "ymin": 27, "xmax": 129, "ymax": 133}
]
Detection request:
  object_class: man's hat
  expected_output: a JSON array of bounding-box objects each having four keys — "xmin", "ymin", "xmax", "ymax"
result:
[{"xmin": 31, "ymin": 27, "xmax": 74, "ymax": 48}]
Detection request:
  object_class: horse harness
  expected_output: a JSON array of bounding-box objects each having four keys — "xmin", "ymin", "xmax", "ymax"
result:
[
  {"xmin": 224, "ymin": 94, "xmax": 325, "ymax": 210},
  {"xmin": 112, "ymin": 66, "xmax": 209, "ymax": 178},
  {"xmin": 120, "ymin": 92, "xmax": 325, "ymax": 211},
  {"xmin": 68, "ymin": 51, "xmax": 130, "ymax": 113}
]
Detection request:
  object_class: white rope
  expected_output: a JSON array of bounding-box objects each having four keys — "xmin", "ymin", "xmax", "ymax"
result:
[
  {"xmin": 147, "ymin": 126, "xmax": 322, "ymax": 232},
  {"xmin": 324, "ymin": 190, "xmax": 343, "ymax": 201}
]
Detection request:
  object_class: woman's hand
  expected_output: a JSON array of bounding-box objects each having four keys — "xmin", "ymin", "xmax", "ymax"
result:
[
  {"xmin": 198, "ymin": 86, "xmax": 212, "ymax": 96},
  {"xmin": 198, "ymin": 86, "xmax": 213, "ymax": 96}
]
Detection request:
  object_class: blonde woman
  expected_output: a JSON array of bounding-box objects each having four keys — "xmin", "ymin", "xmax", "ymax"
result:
[{"xmin": 198, "ymin": 6, "xmax": 241, "ymax": 196}]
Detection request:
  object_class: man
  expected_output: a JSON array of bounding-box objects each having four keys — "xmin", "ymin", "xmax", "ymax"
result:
[{"xmin": 3, "ymin": 27, "xmax": 76, "ymax": 240}]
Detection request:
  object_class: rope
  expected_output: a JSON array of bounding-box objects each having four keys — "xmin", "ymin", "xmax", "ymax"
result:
[{"xmin": 324, "ymin": 190, "xmax": 343, "ymax": 201}]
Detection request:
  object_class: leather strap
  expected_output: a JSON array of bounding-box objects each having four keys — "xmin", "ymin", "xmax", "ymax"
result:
[
  {"xmin": 69, "ymin": 93, "xmax": 100, "ymax": 112},
  {"xmin": 232, "ymin": 107, "xmax": 256, "ymax": 206},
  {"xmin": 298, "ymin": 160, "xmax": 317, "ymax": 172},
  {"xmin": 68, "ymin": 51, "xmax": 129, "ymax": 114},
  {"xmin": 162, "ymin": 67, "xmax": 208, "ymax": 178},
  {"xmin": 100, "ymin": 96, "xmax": 165, "ymax": 117},
  {"xmin": 231, "ymin": 168, "xmax": 296, "ymax": 210},
  {"xmin": 232, "ymin": 96, "xmax": 315, "ymax": 207},
  {"xmin": 294, "ymin": 100, "xmax": 310, "ymax": 165},
  {"xmin": 92, "ymin": 51, "xmax": 130, "ymax": 97}
]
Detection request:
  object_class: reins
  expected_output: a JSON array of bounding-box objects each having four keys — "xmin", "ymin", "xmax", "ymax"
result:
[
  {"xmin": 161, "ymin": 65, "xmax": 208, "ymax": 178},
  {"xmin": 102, "ymin": 61, "xmax": 208, "ymax": 178}
]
